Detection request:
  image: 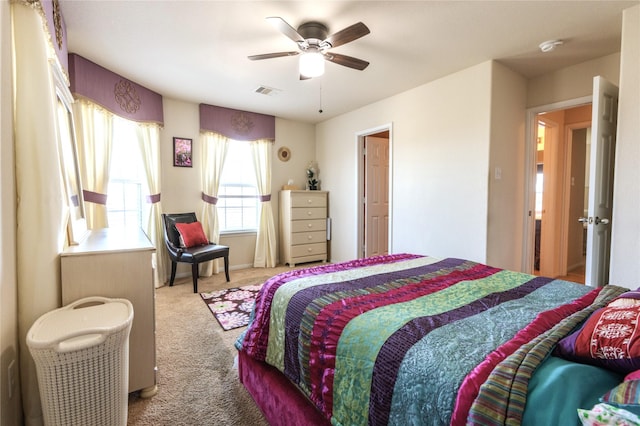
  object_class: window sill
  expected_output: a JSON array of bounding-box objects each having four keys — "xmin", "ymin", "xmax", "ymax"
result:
[{"xmin": 220, "ymin": 229, "xmax": 258, "ymax": 237}]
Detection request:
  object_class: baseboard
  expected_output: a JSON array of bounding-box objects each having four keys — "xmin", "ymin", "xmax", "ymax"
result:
[
  {"xmin": 173, "ymin": 263, "xmax": 262, "ymax": 279},
  {"xmin": 566, "ymin": 261, "xmax": 585, "ymax": 272},
  {"xmin": 232, "ymin": 263, "xmax": 254, "ymax": 270}
]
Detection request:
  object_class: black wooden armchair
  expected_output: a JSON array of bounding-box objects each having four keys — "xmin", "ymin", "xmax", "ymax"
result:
[{"xmin": 161, "ymin": 212, "xmax": 230, "ymax": 293}]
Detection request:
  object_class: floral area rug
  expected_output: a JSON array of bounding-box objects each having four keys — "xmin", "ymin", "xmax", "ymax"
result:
[{"xmin": 200, "ymin": 284, "xmax": 262, "ymax": 331}]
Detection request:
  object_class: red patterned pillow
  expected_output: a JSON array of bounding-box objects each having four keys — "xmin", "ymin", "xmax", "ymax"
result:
[
  {"xmin": 174, "ymin": 221, "xmax": 209, "ymax": 248},
  {"xmin": 555, "ymin": 304, "xmax": 640, "ymax": 374}
]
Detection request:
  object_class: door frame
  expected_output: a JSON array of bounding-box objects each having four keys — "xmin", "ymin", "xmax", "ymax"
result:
[
  {"xmin": 536, "ymin": 115, "xmax": 561, "ymax": 277},
  {"xmin": 356, "ymin": 123, "xmax": 393, "ymax": 259},
  {"xmin": 522, "ymin": 96, "xmax": 592, "ymax": 273}
]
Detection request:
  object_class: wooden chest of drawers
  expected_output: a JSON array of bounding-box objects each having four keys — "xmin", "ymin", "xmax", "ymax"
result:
[{"xmin": 280, "ymin": 190, "xmax": 328, "ymax": 267}]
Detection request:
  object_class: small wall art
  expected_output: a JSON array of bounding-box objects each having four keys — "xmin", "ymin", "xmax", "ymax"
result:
[
  {"xmin": 173, "ymin": 137, "xmax": 192, "ymax": 167},
  {"xmin": 277, "ymin": 146, "xmax": 291, "ymax": 162}
]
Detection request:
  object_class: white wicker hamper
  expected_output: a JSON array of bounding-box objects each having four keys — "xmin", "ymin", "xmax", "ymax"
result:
[{"xmin": 27, "ymin": 296, "xmax": 134, "ymax": 426}]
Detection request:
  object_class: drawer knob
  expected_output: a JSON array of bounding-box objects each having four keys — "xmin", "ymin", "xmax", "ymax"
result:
[
  {"xmin": 307, "ymin": 235, "xmax": 313, "ymax": 240},
  {"xmin": 307, "ymin": 211, "xmax": 312, "ymax": 216},
  {"xmin": 307, "ymin": 224, "xmax": 313, "ymax": 228},
  {"xmin": 307, "ymin": 248, "xmax": 313, "ymax": 252},
  {"xmin": 307, "ymin": 199, "xmax": 312, "ymax": 204}
]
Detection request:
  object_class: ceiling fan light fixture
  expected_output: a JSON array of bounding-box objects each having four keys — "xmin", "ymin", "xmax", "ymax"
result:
[{"xmin": 299, "ymin": 51, "xmax": 325, "ymax": 77}]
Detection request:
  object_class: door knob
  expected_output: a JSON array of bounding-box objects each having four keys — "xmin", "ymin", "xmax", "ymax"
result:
[
  {"xmin": 578, "ymin": 217, "xmax": 589, "ymax": 223},
  {"xmin": 595, "ymin": 217, "xmax": 610, "ymax": 225}
]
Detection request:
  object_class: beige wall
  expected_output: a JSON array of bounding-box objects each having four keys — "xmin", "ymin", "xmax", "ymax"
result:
[
  {"xmin": 527, "ymin": 53, "xmax": 621, "ymax": 108},
  {"xmin": 314, "ymin": 60, "xmax": 529, "ymax": 272},
  {"xmin": 486, "ymin": 62, "xmax": 528, "ymax": 270},
  {"xmin": 161, "ymin": 99, "xmax": 200, "ymax": 217},
  {"xmin": 565, "ymin": 104, "xmax": 592, "ymax": 123},
  {"xmin": 317, "ymin": 62, "xmax": 495, "ymax": 265},
  {"xmin": 610, "ymin": 5, "xmax": 640, "ymax": 287},
  {"xmin": 160, "ymin": 98, "xmax": 316, "ymax": 276}
]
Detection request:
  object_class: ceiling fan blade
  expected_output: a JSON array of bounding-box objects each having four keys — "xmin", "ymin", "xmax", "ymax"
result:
[
  {"xmin": 325, "ymin": 53, "xmax": 369, "ymax": 71},
  {"xmin": 248, "ymin": 51, "xmax": 300, "ymax": 61},
  {"xmin": 266, "ymin": 17, "xmax": 306, "ymax": 45},
  {"xmin": 324, "ymin": 22, "xmax": 370, "ymax": 48}
]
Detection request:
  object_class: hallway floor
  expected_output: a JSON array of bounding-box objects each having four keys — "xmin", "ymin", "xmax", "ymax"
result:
[
  {"xmin": 534, "ymin": 264, "xmax": 586, "ymax": 285},
  {"xmin": 557, "ymin": 264, "xmax": 586, "ymax": 284}
]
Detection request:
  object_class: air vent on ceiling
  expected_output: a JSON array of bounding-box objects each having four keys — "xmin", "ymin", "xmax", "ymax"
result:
[{"xmin": 254, "ymin": 85, "xmax": 281, "ymax": 96}]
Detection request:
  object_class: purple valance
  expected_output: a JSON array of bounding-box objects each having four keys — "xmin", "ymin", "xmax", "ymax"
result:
[
  {"xmin": 199, "ymin": 104, "xmax": 275, "ymax": 142},
  {"xmin": 68, "ymin": 54, "xmax": 164, "ymax": 125},
  {"xmin": 41, "ymin": 0, "xmax": 69, "ymax": 75}
]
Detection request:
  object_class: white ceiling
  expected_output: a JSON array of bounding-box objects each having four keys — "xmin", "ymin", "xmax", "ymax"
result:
[{"xmin": 59, "ymin": 1, "xmax": 638, "ymax": 124}]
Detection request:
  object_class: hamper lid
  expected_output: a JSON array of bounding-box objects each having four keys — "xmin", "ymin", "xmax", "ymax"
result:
[{"xmin": 27, "ymin": 297, "xmax": 133, "ymax": 351}]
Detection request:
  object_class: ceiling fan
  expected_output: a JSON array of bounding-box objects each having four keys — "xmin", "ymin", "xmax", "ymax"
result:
[{"xmin": 248, "ymin": 17, "xmax": 370, "ymax": 79}]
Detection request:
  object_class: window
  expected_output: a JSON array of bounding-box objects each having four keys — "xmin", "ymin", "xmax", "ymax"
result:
[
  {"xmin": 107, "ymin": 117, "xmax": 147, "ymax": 228},
  {"xmin": 218, "ymin": 142, "xmax": 258, "ymax": 232}
]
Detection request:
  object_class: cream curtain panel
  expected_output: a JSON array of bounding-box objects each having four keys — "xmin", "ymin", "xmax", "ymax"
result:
[
  {"xmin": 136, "ymin": 122, "xmax": 167, "ymax": 287},
  {"xmin": 199, "ymin": 131, "xmax": 229, "ymax": 276},
  {"xmin": 251, "ymin": 140, "xmax": 277, "ymax": 267},
  {"xmin": 72, "ymin": 98, "xmax": 113, "ymax": 229},
  {"xmin": 12, "ymin": 2, "xmax": 68, "ymax": 424}
]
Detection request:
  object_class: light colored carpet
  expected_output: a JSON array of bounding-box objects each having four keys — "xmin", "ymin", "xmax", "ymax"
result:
[{"xmin": 127, "ymin": 266, "xmax": 294, "ymax": 425}]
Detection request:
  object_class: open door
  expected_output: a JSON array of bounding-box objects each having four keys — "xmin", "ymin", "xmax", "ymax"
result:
[
  {"xmin": 584, "ymin": 76, "xmax": 618, "ymax": 287},
  {"xmin": 364, "ymin": 135, "xmax": 389, "ymax": 257}
]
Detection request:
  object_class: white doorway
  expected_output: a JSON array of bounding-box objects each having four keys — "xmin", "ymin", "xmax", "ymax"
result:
[
  {"xmin": 533, "ymin": 109, "xmax": 591, "ymax": 281},
  {"xmin": 356, "ymin": 124, "xmax": 392, "ymax": 259},
  {"xmin": 523, "ymin": 76, "xmax": 618, "ymax": 287}
]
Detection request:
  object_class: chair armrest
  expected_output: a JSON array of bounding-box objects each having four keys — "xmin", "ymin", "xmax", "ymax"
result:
[{"xmin": 166, "ymin": 240, "xmax": 184, "ymax": 258}]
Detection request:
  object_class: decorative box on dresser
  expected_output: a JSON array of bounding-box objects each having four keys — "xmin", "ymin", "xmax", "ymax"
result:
[
  {"xmin": 280, "ymin": 190, "xmax": 329, "ymax": 267},
  {"xmin": 60, "ymin": 227, "xmax": 158, "ymax": 397}
]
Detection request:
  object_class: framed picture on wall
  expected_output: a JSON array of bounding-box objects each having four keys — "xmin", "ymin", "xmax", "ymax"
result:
[{"xmin": 173, "ymin": 137, "xmax": 192, "ymax": 167}]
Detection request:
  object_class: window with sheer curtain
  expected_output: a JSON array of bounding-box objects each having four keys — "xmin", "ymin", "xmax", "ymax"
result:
[
  {"xmin": 218, "ymin": 141, "xmax": 259, "ymax": 233},
  {"xmin": 107, "ymin": 116, "xmax": 148, "ymax": 228}
]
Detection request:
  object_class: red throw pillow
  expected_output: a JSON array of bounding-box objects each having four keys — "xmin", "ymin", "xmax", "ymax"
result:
[
  {"xmin": 555, "ymin": 304, "xmax": 640, "ymax": 374},
  {"xmin": 174, "ymin": 221, "xmax": 209, "ymax": 248}
]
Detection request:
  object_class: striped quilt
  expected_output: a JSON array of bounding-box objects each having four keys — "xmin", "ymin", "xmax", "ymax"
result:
[{"xmin": 236, "ymin": 254, "xmax": 620, "ymax": 425}]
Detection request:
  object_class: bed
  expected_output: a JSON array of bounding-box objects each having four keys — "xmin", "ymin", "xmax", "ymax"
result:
[{"xmin": 235, "ymin": 254, "xmax": 639, "ymax": 425}]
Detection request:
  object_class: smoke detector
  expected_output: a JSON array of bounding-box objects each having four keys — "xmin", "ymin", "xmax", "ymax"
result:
[{"xmin": 539, "ymin": 39, "xmax": 563, "ymax": 53}]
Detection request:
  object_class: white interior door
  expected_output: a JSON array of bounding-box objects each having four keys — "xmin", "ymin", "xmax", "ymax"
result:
[
  {"xmin": 585, "ymin": 76, "xmax": 618, "ymax": 287},
  {"xmin": 364, "ymin": 136, "xmax": 389, "ymax": 257}
]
